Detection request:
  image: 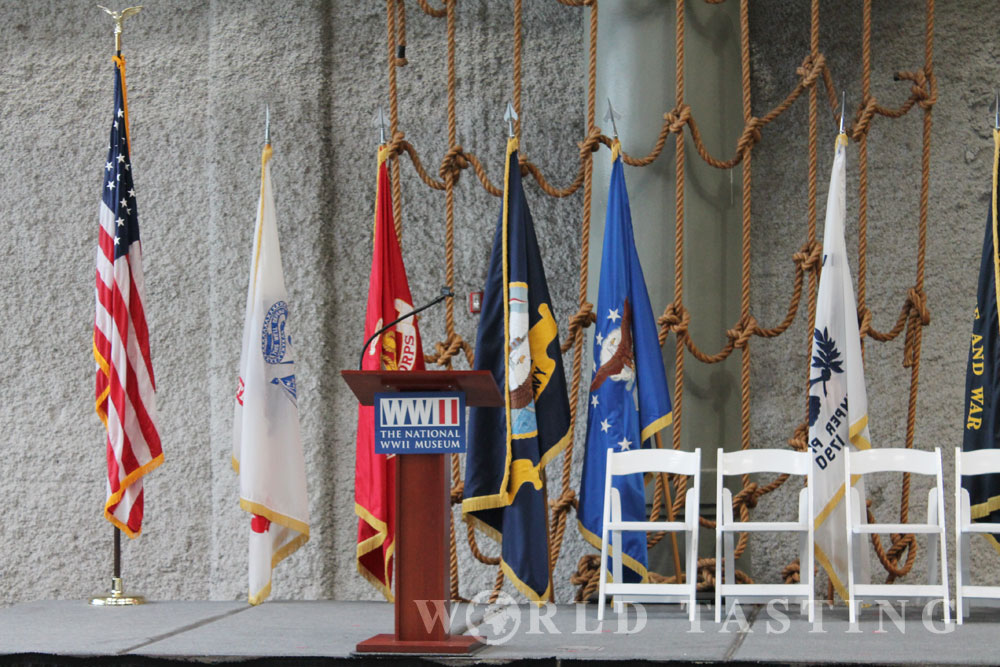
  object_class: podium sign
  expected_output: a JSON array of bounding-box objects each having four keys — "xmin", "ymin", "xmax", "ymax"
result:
[{"xmin": 374, "ymin": 391, "xmax": 466, "ymax": 454}]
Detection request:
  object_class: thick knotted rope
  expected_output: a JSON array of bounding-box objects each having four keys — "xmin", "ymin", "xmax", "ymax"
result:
[
  {"xmin": 796, "ymin": 52, "xmax": 826, "ymax": 88},
  {"xmin": 726, "ymin": 315, "xmax": 759, "ymax": 351},
  {"xmin": 381, "ymin": 0, "xmax": 935, "ymax": 603},
  {"xmin": 561, "ymin": 302, "xmax": 596, "ymax": 353},
  {"xmin": 439, "ymin": 145, "xmax": 469, "ymax": 184},
  {"xmin": 793, "ymin": 239, "xmax": 823, "ymax": 274},
  {"xmin": 658, "ymin": 302, "xmax": 690, "ymax": 343}
]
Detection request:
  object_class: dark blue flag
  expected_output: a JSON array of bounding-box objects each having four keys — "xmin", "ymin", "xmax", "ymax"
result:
[
  {"xmin": 578, "ymin": 142, "xmax": 673, "ymax": 582},
  {"xmin": 962, "ymin": 128, "xmax": 1000, "ymax": 549},
  {"xmin": 462, "ymin": 137, "xmax": 571, "ymax": 602}
]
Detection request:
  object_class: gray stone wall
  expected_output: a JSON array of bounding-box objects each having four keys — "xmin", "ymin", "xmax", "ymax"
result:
[
  {"xmin": 749, "ymin": 0, "xmax": 998, "ymax": 590},
  {"xmin": 0, "ymin": 0, "xmax": 585, "ymax": 605},
  {"xmin": 1, "ymin": 0, "xmax": 996, "ymax": 606}
]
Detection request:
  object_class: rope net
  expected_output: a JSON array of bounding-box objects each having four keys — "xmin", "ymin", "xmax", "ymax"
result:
[{"xmin": 379, "ymin": 0, "xmax": 936, "ymax": 602}]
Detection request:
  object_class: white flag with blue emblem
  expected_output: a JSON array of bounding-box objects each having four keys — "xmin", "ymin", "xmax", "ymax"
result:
[
  {"xmin": 809, "ymin": 133, "xmax": 871, "ymax": 601},
  {"xmin": 232, "ymin": 141, "xmax": 310, "ymax": 605}
]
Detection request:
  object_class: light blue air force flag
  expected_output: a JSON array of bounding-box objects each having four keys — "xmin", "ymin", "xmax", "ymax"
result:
[{"xmin": 578, "ymin": 142, "xmax": 673, "ymax": 582}]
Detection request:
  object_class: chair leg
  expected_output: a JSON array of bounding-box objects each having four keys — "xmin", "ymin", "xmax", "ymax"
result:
[
  {"xmin": 847, "ymin": 495, "xmax": 857, "ymax": 624},
  {"xmin": 939, "ymin": 528, "xmax": 951, "ymax": 625},
  {"xmin": 959, "ymin": 533, "xmax": 971, "ymax": 622},
  {"xmin": 954, "ymin": 522, "xmax": 963, "ymax": 625},
  {"xmin": 687, "ymin": 528, "xmax": 697, "ymax": 623},
  {"xmin": 927, "ymin": 489, "xmax": 939, "ymax": 588},
  {"xmin": 925, "ymin": 495, "xmax": 940, "ymax": 615},
  {"xmin": 798, "ymin": 530, "xmax": 811, "ymax": 620},
  {"xmin": 715, "ymin": 526, "xmax": 722, "ymax": 623},
  {"xmin": 597, "ymin": 525, "xmax": 609, "ymax": 622},
  {"xmin": 955, "ymin": 450, "xmax": 964, "ymax": 626},
  {"xmin": 848, "ymin": 529, "xmax": 862, "ymax": 624},
  {"xmin": 612, "ymin": 528, "xmax": 623, "ymax": 618},
  {"xmin": 724, "ymin": 530, "xmax": 736, "ymax": 618},
  {"xmin": 928, "ymin": 487, "xmax": 950, "ymax": 625}
]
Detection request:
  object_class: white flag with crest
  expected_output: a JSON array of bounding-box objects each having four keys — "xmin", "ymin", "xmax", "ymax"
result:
[
  {"xmin": 809, "ymin": 133, "xmax": 871, "ymax": 601},
  {"xmin": 233, "ymin": 142, "xmax": 310, "ymax": 605}
]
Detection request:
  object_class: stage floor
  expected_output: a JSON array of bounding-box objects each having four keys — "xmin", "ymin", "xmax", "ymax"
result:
[{"xmin": 2, "ymin": 599, "xmax": 999, "ymax": 665}]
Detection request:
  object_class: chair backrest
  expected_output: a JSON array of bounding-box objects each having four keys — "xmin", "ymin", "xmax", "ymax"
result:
[
  {"xmin": 956, "ymin": 448, "xmax": 1000, "ymax": 478},
  {"xmin": 718, "ymin": 448, "xmax": 810, "ymax": 476},
  {"xmin": 607, "ymin": 447, "xmax": 701, "ymax": 477},
  {"xmin": 847, "ymin": 447, "xmax": 941, "ymax": 476}
]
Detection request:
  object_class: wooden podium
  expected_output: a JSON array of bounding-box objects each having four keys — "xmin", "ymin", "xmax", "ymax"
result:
[{"xmin": 342, "ymin": 370, "xmax": 502, "ymax": 655}]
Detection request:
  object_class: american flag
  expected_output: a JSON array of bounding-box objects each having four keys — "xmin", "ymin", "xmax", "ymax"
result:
[{"xmin": 93, "ymin": 56, "xmax": 162, "ymax": 538}]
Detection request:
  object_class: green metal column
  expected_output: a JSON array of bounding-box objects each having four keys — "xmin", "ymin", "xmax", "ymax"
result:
[{"xmin": 587, "ymin": 0, "xmax": 744, "ymax": 578}]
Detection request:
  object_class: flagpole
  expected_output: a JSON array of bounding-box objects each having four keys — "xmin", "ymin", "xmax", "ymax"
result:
[
  {"xmin": 114, "ymin": 525, "xmax": 120, "ymax": 580},
  {"xmin": 91, "ymin": 4, "xmax": 146, "ymax": 607}
]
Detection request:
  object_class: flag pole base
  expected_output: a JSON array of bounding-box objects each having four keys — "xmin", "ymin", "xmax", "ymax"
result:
[{"xmin": 90, "ymin": 577, "xmax": 146, "ymax": 606}]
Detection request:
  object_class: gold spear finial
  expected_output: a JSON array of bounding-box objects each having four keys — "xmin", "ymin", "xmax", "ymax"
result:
[{"xmin": 97, "ymin": 5, "xmax": 143, "ymax": 53}]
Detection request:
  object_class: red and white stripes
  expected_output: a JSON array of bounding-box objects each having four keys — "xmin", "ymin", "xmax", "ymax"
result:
[{"xmin": 94, "ymin": 200, "xmax": 162, "ymax": 537}]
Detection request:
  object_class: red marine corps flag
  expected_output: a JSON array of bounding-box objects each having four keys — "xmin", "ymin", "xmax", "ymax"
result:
[
  {"xmin": 93, "ymin": 54, "xmax": 163, "ymax": 537},
  {"xmin": 355, "ymin": 143, "xmax": 425, "ymax": 600}
]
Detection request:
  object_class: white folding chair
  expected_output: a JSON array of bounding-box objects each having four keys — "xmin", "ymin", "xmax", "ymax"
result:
[
  {"xmin": 714, "ymin": 448, "xmax": 814, "ymax": 623},
  {"xmin": 844, "ymin": 447, "xmax": 949, "ymax": 624},
  {"xmin": 597, "ymin": 447, "xmax": 701, "ymax": 622},
  {"xmin": 955, "ymin": 447, "xmax": 1000, "ymax": 624}
]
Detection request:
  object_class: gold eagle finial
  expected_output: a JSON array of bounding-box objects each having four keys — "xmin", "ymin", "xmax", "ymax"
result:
[{"xmin": 97, "ymin": 5, "xmax": 143, "ymax": 52}]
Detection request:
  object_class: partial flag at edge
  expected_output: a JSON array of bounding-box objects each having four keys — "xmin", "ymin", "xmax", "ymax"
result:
[{"xmin": 961, "ymin": 127, "xmax": 1000, "ymax": 552}]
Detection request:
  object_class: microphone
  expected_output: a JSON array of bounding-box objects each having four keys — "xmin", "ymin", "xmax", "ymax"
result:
[{"xmin": 359, "ymin": 286, "xmax": 455, "ymax": 370}]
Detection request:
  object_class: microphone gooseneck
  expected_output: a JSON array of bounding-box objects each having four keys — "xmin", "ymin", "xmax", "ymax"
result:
[{"xmin": 358, "ymin": 286, "xmax": 455, "ymax": 371}]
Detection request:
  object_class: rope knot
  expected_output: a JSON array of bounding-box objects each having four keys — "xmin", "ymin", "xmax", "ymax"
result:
[
  {"xmin": 788, "ymin": 422, "xmax": 809, "ymax": 452},
  {"xmin": 793, "ymin": 240, "xmax": 823, "ymax": 273},
  {"xmin": 658, "ymin": 302, "xmax": 690, "ymax": 344},
  {"xmin": 427, "ymin": 332, "xmax": 473, "ymax": 368},
  {"xmin": 726, "ymin": 315, "xmax": 758, "ymax": 350},
  {"xmin": 664, "ymin": 105, "xmax": 691, "ymax": 134},
  {"xmin": 857, "ymin": 305, "xmax": 873, "ymax": 338},
  {"xmin": 450, "ymin": 482, "xmax": 465, "ymax": 505},
  {"xmin": 562, "ymin": 302, "xmax": 597, "ymax": 352},
  {"xmin": 905, "ymin": 287, "xmax": 930, "ymax": 326},
  {"xmin": 386, "ymin": 131, "xmax": 407, "ymax": 158},
  {"xmin": 896, "ymin": 68, "xmax": 935, "ymax": 109},
  {"xmin": 439, "ymin": 145, "xmax": 469, "ymax": 183},
  {"xmin": 796, "ymin": 52, "xmax": 826, "ymax": 88},
  {"xmin": 782, "ymin": 559, "xmax": 802, "ymax": 584},
  {"xmin": 902, "ymin": 287, "xmax": 930, "ymax": 368},
  {"xmin": 737, "ymin": 117, "xmax": 763, "ymax": 156},
  {"xmin": 550, "ymin": 489, "xmax": 578, "ymax": 514},
  {"xmin": 571, "ymin": 554, "xmax": 602, "ymax": 602},
  {"xmin": 578, "ymin": 128, "xmax": 603, "ymax": 159},
  {"xmin": 851, "ymin": 97, "xmax": 879, "ymax": 140},
  {"xmin": 570, "ymin": 302, "xmax": 597, "ymax": 329}
]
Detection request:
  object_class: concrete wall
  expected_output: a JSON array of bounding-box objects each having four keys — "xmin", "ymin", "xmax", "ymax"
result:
[
  {"xmin": 749, "ymin": 0, "xmax": 998, "ymax": 590},
  {"xmin": 1, "ymin": 0, "xmax": 997, "ymax": 606},
  {"xmin": 0, "ymin": 0, "xmax": 584, "ymax": 604}
]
